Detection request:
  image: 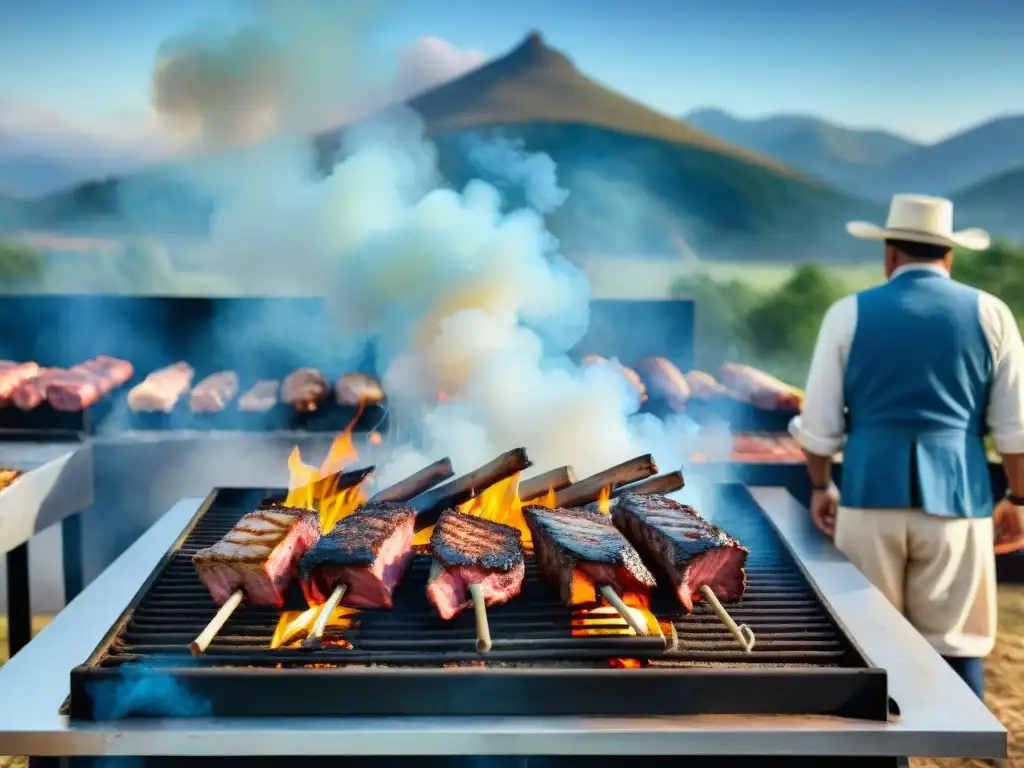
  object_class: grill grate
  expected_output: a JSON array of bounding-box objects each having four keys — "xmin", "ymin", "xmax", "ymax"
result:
[{"xmin": 69, "ymin": 483, "xmax": 888, "ymax": 720}]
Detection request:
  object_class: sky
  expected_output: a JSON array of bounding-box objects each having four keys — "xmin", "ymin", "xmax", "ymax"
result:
[{"xmin": 1, "ymin": 0, "xmax": 1022, "ymax": 188}]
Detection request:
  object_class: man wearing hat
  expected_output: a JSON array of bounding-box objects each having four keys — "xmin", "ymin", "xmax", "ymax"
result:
[{"xmin": 789, "ymin": 193, "xmax": 1024, "ymax": 699}]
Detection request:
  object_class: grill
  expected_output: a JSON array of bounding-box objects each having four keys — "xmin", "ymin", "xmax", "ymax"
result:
[{"xmin": 69, "ymin": 483, "xmax": 888, "ymax": 721}]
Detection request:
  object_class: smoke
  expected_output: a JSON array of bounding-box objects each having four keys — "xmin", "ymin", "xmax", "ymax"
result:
[
  {"xmin": 138, "ymin": 3, "xmax": 704, "ymax": 485},
  {"xmin": 88, "ymin": 662, "xmax": 211, "ymax": 719},
  {"xmin": 151, "ymin": 0, "xmax": 389, "ymax": 149}
]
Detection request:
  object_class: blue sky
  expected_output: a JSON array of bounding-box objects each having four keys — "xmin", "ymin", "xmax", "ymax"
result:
[{"xmin": 2, "ymin": 0, "xmax": 1023, "ymax": 145}]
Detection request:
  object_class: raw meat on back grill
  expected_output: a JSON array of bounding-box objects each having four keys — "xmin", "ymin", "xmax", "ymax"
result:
[
  {"xmin": 334, "ymin": 372, "xmax": 384, "ymax": 407},
  {"xmin": 0, "ymin": 361, "xmax": 40, "ymax": 401},
  {"xmin": 612, "ymin": 492, "xmax": 748, "ymax": 613},
  {"xmin": 189, "ymin": 371, "xmax": 240, "ymax": 413},
  {"xmin": 426, "ymin": 510, "xmax": 525, "ymax": 620},
  {"xmin": 11, "ymin": 368, "xmax": 60, "ymax": 410},
  {"xmin": 522, "ymin": 504, "xmax": 655, "ymax": 606},
  {"xmin": 128, "ymin": 362, "xmax": 195, "ymax": 413},
  {"xmin": 299, "ymin": 502, "xmax": 416, "ymax": 609},
  {"xmin": 282, "ymin": 368, "xmax": 328, "ymax": 412},
  {"xmin": 192, "ymin": 506, "xmax": 320, "ymax": 608},
  {"xmin": 238, "ymin": 380, "xmax": 280, "ymax": 412}
]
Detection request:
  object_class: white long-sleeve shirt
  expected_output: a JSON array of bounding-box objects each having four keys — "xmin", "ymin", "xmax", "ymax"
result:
[{"xmin": 789, "ymin": 263, "xmax": 1024, "ymax": 457}]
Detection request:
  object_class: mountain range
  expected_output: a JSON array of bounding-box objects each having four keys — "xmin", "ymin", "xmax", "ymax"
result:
[
  {"xmin": 684, "ymin": 108, "xmax": 1024, "ymax": 234},
  {"xmin": 5, "ymin": 32, "xmax": 1022, "ymax": 258}
]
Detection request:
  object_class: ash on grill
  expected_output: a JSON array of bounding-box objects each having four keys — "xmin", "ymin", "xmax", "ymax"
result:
[{"xmin": 69, "ymin": 444, "xmax": 889, "ymax": 721}]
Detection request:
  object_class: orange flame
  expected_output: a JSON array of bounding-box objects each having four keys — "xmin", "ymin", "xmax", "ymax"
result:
[
  {"xmin": 412, "ymin": 472, "xmax": 537, "ymax": 549},
  {"xmin": 596, "ymin": 485, "xmax": 611, "ymax": 514},
  {"xmin": 282, "ymin": 405, "xmax": 370, "ymax": 534},
  {"xmin": 572, "ymin": 597, "xmax": 668, "ymax": 669},
  {"xmin": 271, "ymin": 605, "xmax": 360, "ymax": 649}
]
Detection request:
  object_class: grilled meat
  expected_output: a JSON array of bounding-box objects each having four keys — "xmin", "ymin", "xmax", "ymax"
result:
[
  {"xmin": 426, "ymin": 510, "xmax": 525, "ymax": 620},
  {"xmin": 193, "ymin": 506, "xmax": 320, "ymax": 608},
  {"xmin": 334, "ymin": 372, "xmax": 384, "ymax": 407},
  {"xmin": 522, "ymin": 504, "xmax": 655, "ymax": 606},
  {"xmin": 684, "ymin": 370, "xmax": 729, "ymax": 400},
  {"xmin": 190, "ymin": 371, "xmax": 240, "ymax": 413},
  {"xmin": 719, "ymin": 363, "xmax": 803, "ymax": 411},
  {"xmin": 299, "ymin": 502, "xmax": 416, "ymax": 609},
  {"xmin": 128, "ymin": 362, "xmax": 194, "ymax": 413},
  {"xmin": 47, "ymin": 356, "xmax": 134, "ymax": 411},
  {"xmin": 612, "ymin": 493, "xmax": 748, "ymax": 612},
  {"xmin": 282, "ymin": 368, "xmax": 328, "ymax": 412},
  {"xmin": 634, "ymin": 357, "xmax": 691, "ymax": 411},
  {"xmin": 238, "ymin": 380, "xmax": 280, "ymax": 412},
  {"xmin": 581, "ymin": 356, "xmax": 646, "ymax": 402}
]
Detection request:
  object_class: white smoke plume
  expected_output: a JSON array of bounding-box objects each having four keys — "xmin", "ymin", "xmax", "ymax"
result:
[{"xmin": 145, "ymin": 3, "xmax": 700, "ymax": 493}]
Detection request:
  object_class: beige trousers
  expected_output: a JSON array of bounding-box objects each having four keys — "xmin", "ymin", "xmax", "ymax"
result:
[{"xmin": 834, "ymin": 507, "xmax": 997, "ymax": 658}]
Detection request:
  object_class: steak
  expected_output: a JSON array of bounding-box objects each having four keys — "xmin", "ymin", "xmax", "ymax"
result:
[
  {"xmin": 128, "ymin": 363, "xmax": 194, "ymax": 413},
  {"xmin": 426, "ymin": 510, "xmax": 525, "ymax": 620},
  {"xmin": 522, "ymin": 505, "xmax": 655, "ymax": 606},
  {"xmin": 193, "ymin": 506, "xmax": 320, "ymax": 608},
  {"xmin": 612, "ymin": 493, "xmax": 748, "ymax": 612},
  {"xmin": 11, "ymin": 368, "xmax": 59, "ymax": 411},
  {"xmin": 299, "ymin": 502, "xmax": 416, "ymax": 609},
  {"xmin": 47, "ymin": 356, "xmax": 135, "ymax": 411}
]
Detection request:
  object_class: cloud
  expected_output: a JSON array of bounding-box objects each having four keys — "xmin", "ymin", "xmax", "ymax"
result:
[{"xmin": 393, "ymin": 37, "xmax": 486, "ymax": 100}]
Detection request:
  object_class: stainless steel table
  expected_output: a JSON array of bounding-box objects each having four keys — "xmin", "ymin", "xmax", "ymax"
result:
[
  {"xmin": 0, "ymin": 441, "xmax": 93, "ymax": 657},
  {"xmin": 0, "ymin": 488, "xmax": 1006, "ymax": 763}
]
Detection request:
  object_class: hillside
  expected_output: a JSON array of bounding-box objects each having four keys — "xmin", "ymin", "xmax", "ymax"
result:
[
  {"xmin": 683, "ymin": 108, "xmax": 920, "ymax": 199},
  {"xmin": 321, "ymin": 32, "xmax": 882, "ymax": 258},
  {"xmin": 879, "ymin": 114, "xmax": 1024, "ymax": 195},
  {"xmin": 19, "ymin": 32, "xmax": 882, "ymax": 261},
  {"xmin": 952, "ymin": 166, "xmax": 1024, "ymax": 241}
]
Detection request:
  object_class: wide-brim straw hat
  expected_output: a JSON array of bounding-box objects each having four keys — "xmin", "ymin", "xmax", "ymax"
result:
[{"xmin": 846, "ymin": 193, "xmax": 990, "ymax": 251}]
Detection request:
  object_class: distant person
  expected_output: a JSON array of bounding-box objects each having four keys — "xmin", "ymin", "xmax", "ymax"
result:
[{"xmin": 789, "ymin": 193, "xmax": 1024, "ymax": 700}]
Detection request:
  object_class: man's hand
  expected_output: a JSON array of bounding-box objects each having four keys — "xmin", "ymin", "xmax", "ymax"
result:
[
  {"xmin": 809, "ymin": 486, "xmax": 840, "ymax": 538},
  {"xmin": 994, "ymin": 497, "xmax": 1024, "ymax": 555}
]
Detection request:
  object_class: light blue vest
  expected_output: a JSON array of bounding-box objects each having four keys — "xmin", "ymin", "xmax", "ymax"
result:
[{"xmin": 841, "ymin": 268, "xmax": 993, "ymax": 518}]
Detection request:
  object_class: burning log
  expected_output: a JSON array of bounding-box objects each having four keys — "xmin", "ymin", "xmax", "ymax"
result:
[
  {"xmin": 700, "ymin": 585, "xmax": 756, "ymax": 653},
  {"xmin": 553, "ymin": 454, "xmax": 658, "ymax": 509},
  {"xmin": 518, "ymin": 466, "xmax": 576, "ymax": 501},
  {"xmin": 259, "ymin": 466, "xmax": 375, "ymax": 509},
  {"xmin": 367, "ymin": 457, "xmax": 454, "ymax": 503},
  {"xmin": 409, "ymin": 448, "xmax": 532, "ymax": 528},
  {"xmin": 612, "ymin": 471, "xmax": 685, "ymax": 498}
]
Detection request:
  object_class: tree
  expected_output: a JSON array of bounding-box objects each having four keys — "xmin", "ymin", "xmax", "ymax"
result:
[
  {"xmin": 952, "ymin": 241, "xmax": 1024, "ymax": 321},
  {"xmin": 744, "ymin": 263, "xmax": 846, "ymax": 360},
  {"xmin": 0, "ymin": 239, "xmax": 45, "ymax": 290},
  {"xmin": 671, "ymin": 271, "xmax": 762, "ymax": 370}
]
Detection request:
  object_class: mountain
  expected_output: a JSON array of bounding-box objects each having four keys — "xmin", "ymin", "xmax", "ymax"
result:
[
  {"xmin": 877, "ymin": 115, "xmax": 1024, "ymax": 196},
  {"xmin": 319, "ymin": 32, "xmax": 881, "ymax": 258},
  {"xmin": 21, "ymin": 32, "xmax": 882, "ymax": 261},
  {"xmin": 0, "ymin": 154, "xmax": 102, "ymax": 199},
  {"xmin": 682, "ymin": 108, "xmax": 921, "ymax": 199},
  {"xmin": 952, "ymin": 166, "xmax": 1024, "ymax": 242}
]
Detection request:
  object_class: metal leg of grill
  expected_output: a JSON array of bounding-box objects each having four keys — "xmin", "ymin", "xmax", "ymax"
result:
[
  {"xmin": 62, "ymin": 514, "xmax": 85, "ymax": 603},
  {"xmin": 5, "ymin": 541, "xmax": 32, "ymax": 659}
]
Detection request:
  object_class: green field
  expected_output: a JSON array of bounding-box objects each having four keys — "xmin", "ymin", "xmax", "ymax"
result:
[{"xmin": 583, "ymin": 256, "xmax": 881, "ymax": 300}]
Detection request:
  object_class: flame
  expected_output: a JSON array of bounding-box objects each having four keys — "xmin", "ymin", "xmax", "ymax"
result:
[
  {"xmin": 271, "ymin": 605, "xmax": 360, "ymax": 649},
  {"xmin": 412, "ymin": 472, "xmax": 536, "ymax": 549},
  {"xmin": 596, "ymin": 485, "xmax": 611, "ymax": 514},
  {"xmin": 572, "ymin": 597, "xmax": 668, "ymax": 669},
  {"xmin": 283, "ymin": 404, "xmax": 370, "ymax": 533}
]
